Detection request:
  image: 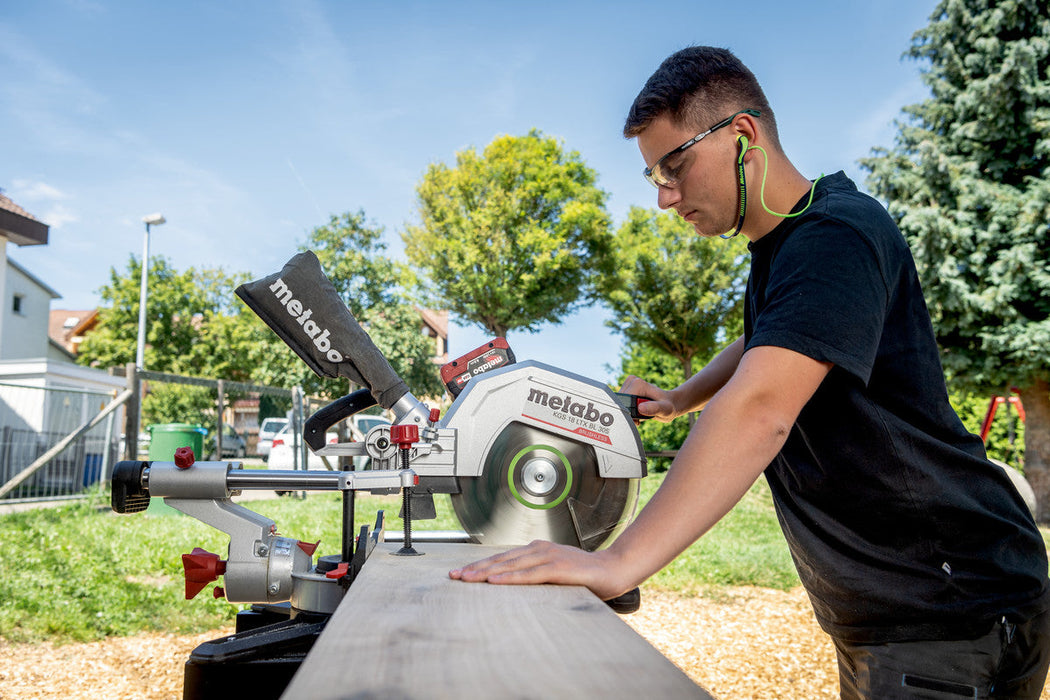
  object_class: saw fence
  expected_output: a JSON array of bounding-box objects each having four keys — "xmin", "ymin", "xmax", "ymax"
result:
[{"xmin": 281, "ymin": 542, "xmax": 711, "ymax": 699}]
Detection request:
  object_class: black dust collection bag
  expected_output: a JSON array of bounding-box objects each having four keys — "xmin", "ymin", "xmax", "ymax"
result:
[{"xmin": 234, "ymin": 250, "xmax": 408, "ymax": 408}]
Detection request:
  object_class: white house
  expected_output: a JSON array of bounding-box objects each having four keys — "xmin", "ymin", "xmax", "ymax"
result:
[
  {"xmin": 0, "ymin": 193, "xmax": 124, "ymax": 496},
  {"xmin": 2, "ymin": 257, "xmax": 67, "ymax": 361},
  {"xmin": 0, "ymin": 192, "xmax": 49, "ymax": 350}
]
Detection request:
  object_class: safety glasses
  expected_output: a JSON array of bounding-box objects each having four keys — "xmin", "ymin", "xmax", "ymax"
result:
[{"xmin": 643, "ymin": 109, "xmax": 761, "ymax": 188}]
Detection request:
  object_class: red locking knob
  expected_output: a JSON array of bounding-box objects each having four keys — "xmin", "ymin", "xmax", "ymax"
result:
[
  {"xmin": 429, "ymin": 407, "xmax": 441, "ymax": 423},
  {"xmin": 182, "ymin": 547, "xmax": 227, "ymax": 600},
  {"xmin": 174, "ymin": 447, "xmax": 195, "ymax": 469},
  {"xmin": 390, "ymin": 424, "xmax": 420, "ymax": 449}
]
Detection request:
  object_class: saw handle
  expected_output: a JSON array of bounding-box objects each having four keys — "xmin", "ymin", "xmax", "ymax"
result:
[
  {"xmin": 111, "ymin": 460, "xmax": 151, "ymax": 514},
  {"xmin": 304, "ymin": 388, "xmax": 379, "ymax": 451},
  {"xmin": 614, "ymin": 393, "xmax": 653, "ymax": 421}
]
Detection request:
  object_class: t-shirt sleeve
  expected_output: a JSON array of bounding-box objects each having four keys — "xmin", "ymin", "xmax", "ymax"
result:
[{"xmin": 746, "ymin": 220, "xmax": 891, "ymax": 385}]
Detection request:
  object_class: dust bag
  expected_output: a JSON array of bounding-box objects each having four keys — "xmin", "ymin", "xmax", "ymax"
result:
[{"xmin": 235, "ymin": 250, "xmax": 408, "ymax": 408}]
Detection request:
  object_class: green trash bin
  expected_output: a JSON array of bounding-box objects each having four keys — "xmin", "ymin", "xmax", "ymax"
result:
[{"xmin": 148, "ymin": 423, "xmax": 207, "ymax": 461}]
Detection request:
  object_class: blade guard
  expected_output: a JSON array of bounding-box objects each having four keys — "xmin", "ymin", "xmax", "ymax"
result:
[{"xmin": 442, "ymin": 361, "xmax": 647, "ymax": 479}]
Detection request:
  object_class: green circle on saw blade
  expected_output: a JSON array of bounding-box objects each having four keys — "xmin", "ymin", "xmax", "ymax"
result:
[{"xmin": 507, "ymin": 445, "xmax": 573, "ymax": 510}]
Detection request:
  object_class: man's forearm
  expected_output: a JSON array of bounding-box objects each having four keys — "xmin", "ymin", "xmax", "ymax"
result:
[
  {"xmin": 670, "ymin": 335, "xmax": 746, "ymax": 414},
  {"xmin": 602, "ymin": 345, "xmax": 830, "ymax": 594},
  {"xmin": 603, "ymin": 370, "xmax": 788, "ymax": 588}
]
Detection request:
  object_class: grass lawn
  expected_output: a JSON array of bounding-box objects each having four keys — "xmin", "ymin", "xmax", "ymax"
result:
[{"xmin": 0, "ymin": 486, "xmax": 444, "ymax": 643}]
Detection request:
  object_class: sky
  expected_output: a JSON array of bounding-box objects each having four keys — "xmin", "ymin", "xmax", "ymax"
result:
[{"xmin": 1, "ymin": 0, "xmax": 939, "ymax": 384}]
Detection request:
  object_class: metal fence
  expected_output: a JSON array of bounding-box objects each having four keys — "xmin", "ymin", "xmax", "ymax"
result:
[
  {"xmin": 0, "ymin": 382, "xmax": 121, "ymax": 503},
  {"xmin": 0, "ymin": 365, "xmax": 361, "ymax": 505},
  {"xmin": 132, "ymin": 372, "xmax": 334, "ymax": 472},
  {"xmin": 134, "ymin": 369, "xmax": 297, "ymax": 460}
]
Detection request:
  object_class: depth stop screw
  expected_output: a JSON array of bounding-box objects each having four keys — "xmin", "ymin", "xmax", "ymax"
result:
[{"xmin": 390, "ymin": 424, "xmax": 423, "ymax": 556}]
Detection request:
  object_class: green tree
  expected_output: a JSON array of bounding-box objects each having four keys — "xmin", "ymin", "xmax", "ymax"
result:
[
  {"xmin": 80, "ymin": 214, "xmax": 441, "ymax": 419},
  {"xmin": 599, "ymin": 207, "xmax": 748, "ymax": 424},
  {"xmin": 403, "ymin": 129, "xmax": 613, "ymax": 337},
  {"xmin": 304, "ymin": 211, "xmax": 444, "ymax": 399},
  {"xmin": 861, "ymin": 0, "xmax": 1050, "ymax": 517},
  {"xmin": 77, "ymin": 258, "xmax": 290, "ymax": 428},
  {"xmin": 77, "ymin": 256, "xmax": 208, "ymax": 374}
]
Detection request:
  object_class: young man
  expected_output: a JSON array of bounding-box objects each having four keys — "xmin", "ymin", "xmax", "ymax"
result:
[{"xmin": 450, "ymin": 46, "xmax": 1050, "ymax": 698}]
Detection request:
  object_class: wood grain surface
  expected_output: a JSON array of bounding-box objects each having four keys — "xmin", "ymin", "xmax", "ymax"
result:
[{"xmin": 281, "ymin": 543, "xmax": 711, "ymax": 699}]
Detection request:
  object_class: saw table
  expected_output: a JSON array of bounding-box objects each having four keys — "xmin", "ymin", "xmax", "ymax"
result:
[{"xmin": 280, "ymin": 543, "xmax": 711, "ymax": 699}]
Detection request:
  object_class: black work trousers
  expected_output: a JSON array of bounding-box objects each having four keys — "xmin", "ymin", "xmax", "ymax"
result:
[{"xmin": 833, "ymin": 610, "xmax": 1050, "ymax": 699}]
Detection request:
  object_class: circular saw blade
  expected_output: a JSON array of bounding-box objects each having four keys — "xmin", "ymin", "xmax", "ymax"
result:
[{"xmin": 451, "ymin": 422, "xmax": 638, "ymax": 551}]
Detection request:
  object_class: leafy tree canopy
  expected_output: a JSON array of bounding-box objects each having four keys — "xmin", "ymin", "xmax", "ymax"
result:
[
  {"xmin": 77, "ymin": 256, "xmax": 211, "ymax": 375},
  {"xmin": 79, "ymin": 210, "xmax": 445, "ymax": 406},
  {"xmin": 862, "ymin": 0, "xmax": 1050, "ymax": 519},
  {"xmin": 403, "ymin": 129, "xmax": 614, "ymax": 337},
  {"xmin": 598, "ymin": 207, "xmax": 747, "ymax": 381}
]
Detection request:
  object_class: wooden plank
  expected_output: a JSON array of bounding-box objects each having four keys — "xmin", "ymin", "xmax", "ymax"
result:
[{"xmin": 282, "ymin": 543, "xmax": 711, "ymax": 699}]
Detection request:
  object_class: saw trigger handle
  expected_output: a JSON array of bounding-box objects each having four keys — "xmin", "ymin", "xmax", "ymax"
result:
[
  {"xmin": 614, "ymin": 393, "xmax": 653, "ymax": 421},
  {"xmin": 111, "ymin": 460, "xmax": 151, "ymax": 514},
  {"xmin": 304, "ymin": 388, "xmax": 379, "ymax": 451}
]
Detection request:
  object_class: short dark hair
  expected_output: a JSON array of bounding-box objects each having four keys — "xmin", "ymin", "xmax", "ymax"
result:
[{"xmin": 624, "ymin": 46, "xmax": 779, "ymax": 148}]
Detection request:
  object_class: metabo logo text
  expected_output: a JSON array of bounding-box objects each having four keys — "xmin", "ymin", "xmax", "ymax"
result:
[
  {"xmin": 269, "ymin": 278, "xmax": 344, "ymax": 363},
  {"xmin": 527, "ymin": 388, "xmax": 615, "ymax": 427}
]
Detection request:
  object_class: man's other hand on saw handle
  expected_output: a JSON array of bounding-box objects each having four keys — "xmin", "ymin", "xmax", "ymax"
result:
[{"xmin": 619, "ymin": 375, "xmax": 676, "ymax": 422}]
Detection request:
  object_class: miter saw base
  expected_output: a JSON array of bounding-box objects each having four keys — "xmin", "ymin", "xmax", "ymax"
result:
[{"xmin": 183, "ymin": 605, "xmax": 326, "ymax": 700}]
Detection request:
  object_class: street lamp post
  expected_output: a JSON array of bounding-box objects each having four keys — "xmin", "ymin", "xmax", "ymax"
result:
[{"xmin": 136, "ymin": 213, "xmax": 165, "ymax": 370}]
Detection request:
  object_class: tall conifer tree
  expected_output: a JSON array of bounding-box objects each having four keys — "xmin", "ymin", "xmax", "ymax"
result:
[{"xmin": 863, "ymin": 0, "xmax": 1050, "ymax": 517}]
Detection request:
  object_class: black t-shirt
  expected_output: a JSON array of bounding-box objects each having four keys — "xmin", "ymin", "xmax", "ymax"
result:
[{"xmin": 745, "ymin": 171, "xmax": 1048, "ymax": 643}]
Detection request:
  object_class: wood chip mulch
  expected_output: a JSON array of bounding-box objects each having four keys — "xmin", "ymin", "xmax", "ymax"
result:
[
  {"xmin": 625, "ymin": 587, "xmax": 839, "ymax": 698},
  {"xmin": 2, "ymin": 587, "xmax": 1048, "ymax": 699},
  {"xmin": 0, "ymin": 626, "xmax": 233, "ymax": 699}
]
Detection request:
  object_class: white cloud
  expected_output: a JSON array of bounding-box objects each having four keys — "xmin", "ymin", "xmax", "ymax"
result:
[
  {"xmin": 41, "ymin": 204, "xmax": 79, "ymax": 229},
  {"xmin": 11, "ymin": 179, "xmax": 67, "ymax": 201}
]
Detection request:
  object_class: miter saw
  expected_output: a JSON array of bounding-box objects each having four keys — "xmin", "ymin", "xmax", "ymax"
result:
[{"xmin": 109, "ymin": 250, "xmax": 648, "ymax": 699}]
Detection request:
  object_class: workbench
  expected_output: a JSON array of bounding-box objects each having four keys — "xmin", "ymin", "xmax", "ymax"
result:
[{"xmin": 281, "ymin": 542, "xmax": 711, "ymax": 699}]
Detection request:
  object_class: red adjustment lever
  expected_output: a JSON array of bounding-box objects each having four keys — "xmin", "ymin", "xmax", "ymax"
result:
[
  {"xmin": 390, "ymin": 424, "xmax": 420, "ymax": 449},
  {"xmin": 174, "ymin": 447, "xmax": 195, "ymax": 469},
  {"xmin": 297, "ymin": 540, "xmax": 320, "ymax": 556},
  {"xmin": 325, "ymin": 562, "xmax": 350, "ymax": 579},
  {"xmin": 182, "ymin": 547, "xmax": 227, "ymax": 600}
]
